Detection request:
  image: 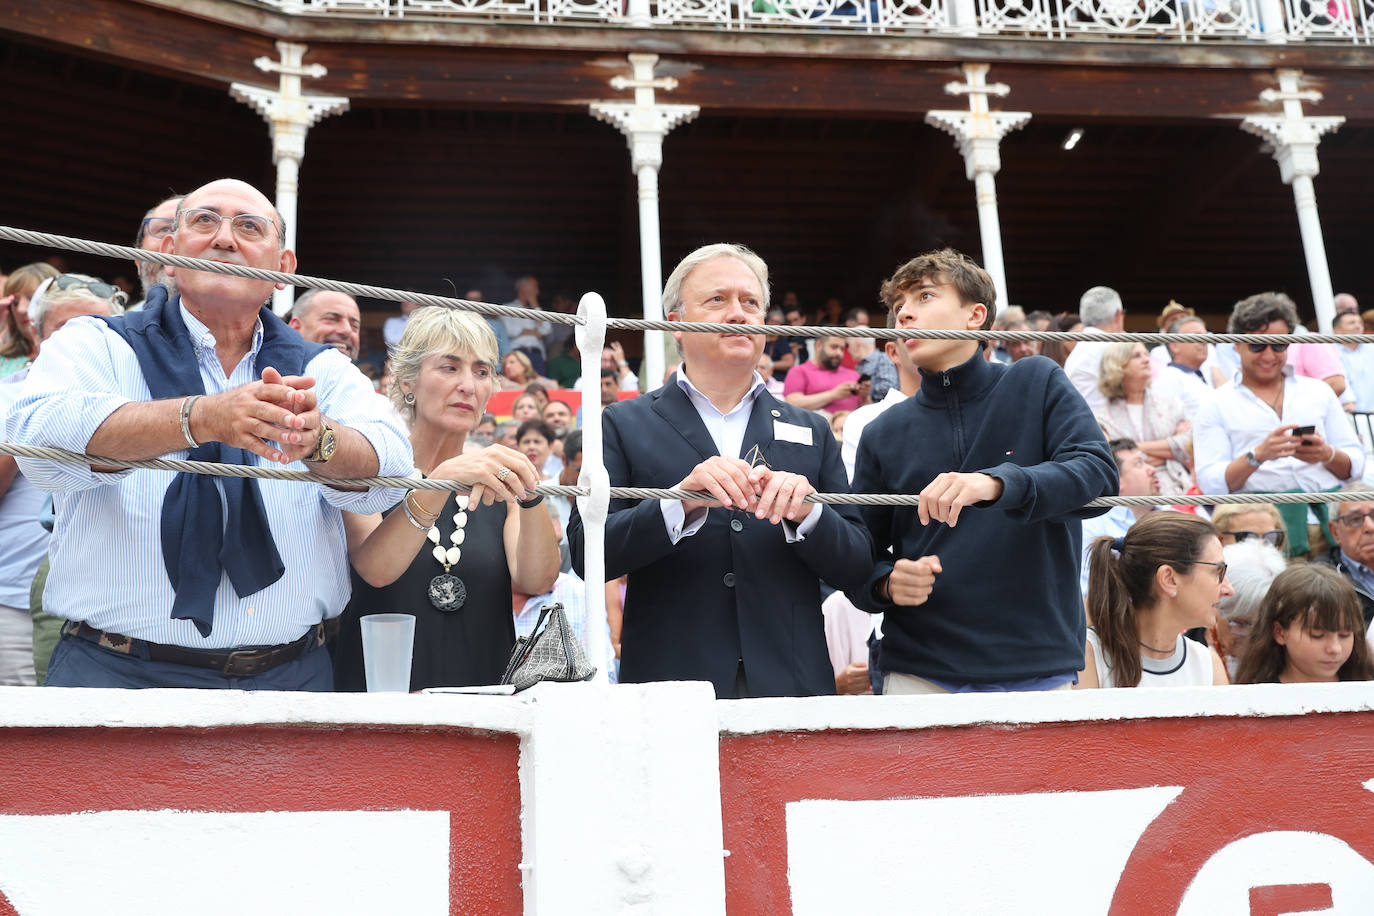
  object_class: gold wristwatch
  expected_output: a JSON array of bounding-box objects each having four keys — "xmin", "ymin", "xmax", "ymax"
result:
[{"xmin": 307, "ymin": 420, "xmax": 337, "ymax": 464}]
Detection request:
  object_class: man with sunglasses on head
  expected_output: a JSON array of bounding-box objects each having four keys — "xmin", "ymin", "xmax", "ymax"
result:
[
  {"xmin": 130, "ymin": 195, "xmax": 182, "ymax": 308},
  {"xmin": 1195, "ymin": 292, "xmax": 1363, "ymax": 559},
  {"xmin": 1316, "ymin": 482, "xmax": 1374, "ymax": 628},
  {"xmin": 7, "ymin": 178, "xmax": 411, "ymax": 690}
]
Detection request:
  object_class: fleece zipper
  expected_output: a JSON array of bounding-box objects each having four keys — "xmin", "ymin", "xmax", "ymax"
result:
[{"xmin": 940, "ymin": 369, "xmax": 967, "ymax": 467}]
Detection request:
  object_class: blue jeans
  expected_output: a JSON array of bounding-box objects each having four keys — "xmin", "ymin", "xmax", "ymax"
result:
[{"xmin": 44, "ymin": 632, "xmax": 334, "ymax": 691}]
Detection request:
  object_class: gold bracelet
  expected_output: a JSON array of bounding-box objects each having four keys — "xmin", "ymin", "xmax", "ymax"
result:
[{"xmin": 404, "ymin": 490, "xmax": 440, "ymax": 525}]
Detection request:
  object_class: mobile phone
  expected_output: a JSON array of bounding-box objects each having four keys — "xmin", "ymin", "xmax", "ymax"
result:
[{"xmin": 1292, "ymin": 425, "xmax": 1316, "ymax": 437}]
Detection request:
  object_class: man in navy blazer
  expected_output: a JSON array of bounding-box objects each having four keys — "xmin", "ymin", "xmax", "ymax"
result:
[{"xmin": 569, "ymin": 244, "xmax": 873, "ymax": 698}]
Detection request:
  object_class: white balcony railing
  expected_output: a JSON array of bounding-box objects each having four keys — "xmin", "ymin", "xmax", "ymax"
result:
[{"xmin": 256, "ymin": 0, "xmax": 1373, "ymax": 41}]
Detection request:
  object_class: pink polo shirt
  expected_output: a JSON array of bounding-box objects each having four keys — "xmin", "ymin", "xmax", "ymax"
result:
[
  {"xmin": 783, "ymin": 361, "xmax": 861, "ymax": 413},
  {"xmin": 1289, "ymin": 341, "xmax": 1343, "ymax": 383}
]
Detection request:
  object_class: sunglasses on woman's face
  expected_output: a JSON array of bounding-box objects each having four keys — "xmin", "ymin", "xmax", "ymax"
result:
[{"xmin": 1229, "ymin": 529, "xmax": 1286, "ymax": 548}]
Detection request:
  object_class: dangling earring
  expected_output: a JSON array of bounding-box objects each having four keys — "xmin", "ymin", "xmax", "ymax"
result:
[{"xmin": 404, "ymin": 392, "xmax": 415, "ymax": 406}]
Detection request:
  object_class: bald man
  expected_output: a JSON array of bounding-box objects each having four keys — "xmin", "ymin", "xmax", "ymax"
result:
[
  {"xmin": 289, "ymin": 289, "xmax": 362, "ymax": 362},
  {"xmin": 7, "ymin": 178, "xmax": 412, "ymax": 690}
]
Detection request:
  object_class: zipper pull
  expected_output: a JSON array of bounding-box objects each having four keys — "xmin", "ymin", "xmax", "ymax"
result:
[{"xmin": 942, "ymin": 372, "xmax": 951, "ymax": 388}]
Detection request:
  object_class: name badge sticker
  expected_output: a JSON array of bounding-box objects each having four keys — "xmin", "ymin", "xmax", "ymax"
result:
[{"xmin": 773, "ymin": 420, "xmax": 813, "ymax": 446}]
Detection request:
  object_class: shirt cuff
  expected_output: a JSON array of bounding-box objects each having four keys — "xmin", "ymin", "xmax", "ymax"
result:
[
  {"xmin": 661, "ymin": 499, "xmax": 708, "ymax": 544},
  {"xmin": 780, "ymin": 503, "xmax": 823, "ymax": 542}
]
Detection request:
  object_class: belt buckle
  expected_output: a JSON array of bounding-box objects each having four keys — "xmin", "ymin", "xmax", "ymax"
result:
[{"xmin": 220, "ymin": 648, "xmax": 263, "ymax": 677}]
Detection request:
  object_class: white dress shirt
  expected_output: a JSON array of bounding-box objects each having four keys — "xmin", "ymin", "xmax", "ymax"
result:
[
  {"xmin": 841, "ymin": 386, "xmax": 908, "ymax": 483},
  {"xmin": 1338, "ymin": 343, "xmax": 1374, "ymax": 413},
  {"xmin": 1150, "ymin": 362, "xmax": 1214, "ymax": 420},
  {"xmin": 1063, "ymin": 337, "xmax": 1112, "ymax": 412},
  {"xmin": 1194, "ymin": 367, "xmax": 1364, "ymax": 495},
  {"xmin": 5, "ymin": 308, "xmax": 413, "ymax": 648},
  {"xmin": 501, "ymin": 304, "xmax": 552, "ymax": 356},
  {"xmin": 660, "ymin": 368, "xmax": 822, "ymax": 543}
]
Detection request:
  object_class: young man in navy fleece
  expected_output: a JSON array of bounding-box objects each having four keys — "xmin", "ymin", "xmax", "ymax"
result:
[{"xmin": 847, "ymin": 249, "xmax": 1118, "ymax": 695}]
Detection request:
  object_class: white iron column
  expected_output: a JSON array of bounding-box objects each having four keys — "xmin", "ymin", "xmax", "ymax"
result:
[
  {"xmin": 590, "ymin": 55, "xmax": 699, "ymax": 387},
  {"xmin": 575, "ymin": 293, "xmax": 611, "ymax": 684},
  {"xmin": 231, "ymin": 42, "xmax": 349, "ymax": 316},
  {"xmin": 925, "ymin": 64, "xmax": 1030, "ymax": 316},
  {"xmin": 1241, "ymin": 69, "xmax": 1344, "ymax": 333}
]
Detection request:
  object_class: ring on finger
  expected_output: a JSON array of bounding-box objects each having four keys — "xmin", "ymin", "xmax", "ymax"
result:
[{"xmin": 497, "ymin": 466, "xmax": 511, "ymax": 482}]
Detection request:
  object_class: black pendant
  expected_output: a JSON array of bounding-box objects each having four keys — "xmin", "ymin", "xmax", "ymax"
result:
[{"xmin": 428, "ymin": 573, "xmax": 467, "ymax": 612}]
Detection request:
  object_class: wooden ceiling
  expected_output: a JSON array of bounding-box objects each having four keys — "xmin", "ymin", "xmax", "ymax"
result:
[{"xmin": 1, "ymin": 31, "xmax": 1370, "ymax": 344}]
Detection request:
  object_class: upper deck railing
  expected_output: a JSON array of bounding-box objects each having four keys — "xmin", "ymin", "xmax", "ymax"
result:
[{"xmin": 253, "ymin": 0, "xmax": 1372, "ymax": 43}]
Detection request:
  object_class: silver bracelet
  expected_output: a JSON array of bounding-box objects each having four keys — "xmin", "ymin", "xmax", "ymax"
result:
[
  {"xmin": 179, "ymin": 395, "xmax": 201, "ymax": 449},
  {"xmin": 400, "ymin": 495, "xmax": 432, "ymax": 532}
]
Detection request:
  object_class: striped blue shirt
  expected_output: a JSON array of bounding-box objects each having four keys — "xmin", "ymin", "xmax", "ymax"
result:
[{"xmin": 5, "ymin": 306, "xmax": 413, "ymax": 648}]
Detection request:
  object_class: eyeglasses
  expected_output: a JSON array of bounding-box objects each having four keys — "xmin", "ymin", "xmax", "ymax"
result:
[
  {"xmin": 1224, "ymin": 617, "xmax": 1254, "ymax": 637},
  {"xmin": 1336, "ymin": 510, "xmax": 1374, "ymax": 529},
  {"xmin": 1229, "ymin": 529, "xmax": 1286, "ymax": 548},
  {"xmin": 53, "ymin": 274, "xmax": 121, "ymax": 301},
  {"xmin": 1193, "ymin": 560, "xmax": 1229, "ymax": 583},
  {"xmin": 177, "ymin": 208, "xmax": 278, "ymax": 243},
  {"xmin": 1245, "ymin": 343, "xmax": 1289, "ymax": 354},
  {"xmin": 140, "ymin": 216, "xmax": 175, "ymax": 241}
]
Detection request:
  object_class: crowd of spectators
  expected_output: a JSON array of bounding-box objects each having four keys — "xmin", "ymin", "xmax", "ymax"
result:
[{"xmin": 1, "ymin": 184, "xmax": 1371, "ymax": 700}]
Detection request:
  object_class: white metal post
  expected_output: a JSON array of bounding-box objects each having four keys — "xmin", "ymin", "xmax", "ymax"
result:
[
  {"xmin": 230, "ymin": 42, "xmax": 349, "ymax": 316},
  {"xmin": 576, "ymin": 293, "xmax": 611, "ymax": 683},
  {"xmin": 636, "ymin": 165, "xmax": 666, "ymax": 385},
  {"xmin": 1240, "ymin": 69, "xmax": 1344, "ymax": 332},
  {"xmin": 925, "ymin": 63, "xmax": 1030, "ymax": 316},
  {"xmin": 625, "ymin": 0, "xmax": 653, "ymax": 26},
  {"xmin": 590, "ymin": 54, "xmax": 699, "ymax": 389},
  {"xmin": 951, "ymin": 0, "xmax": 979, "ymax": 36},
  {"xmin": 1255, "ymin": 0, "xmax": 1289, "ymax": 42}
]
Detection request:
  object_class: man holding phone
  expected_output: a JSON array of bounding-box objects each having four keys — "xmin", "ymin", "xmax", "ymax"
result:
[{"xmin": 1195, "ymin": 292, "xmax": 1364, "ymax": 558}]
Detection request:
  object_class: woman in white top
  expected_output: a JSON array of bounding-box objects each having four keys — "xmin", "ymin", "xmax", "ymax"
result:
[{"xmin": 1078, "ymin": 512, "xmax": 1233, "ymax": 688}]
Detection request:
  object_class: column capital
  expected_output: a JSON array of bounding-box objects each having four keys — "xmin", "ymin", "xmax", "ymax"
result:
[
  {"xmin": 1239, "ymin": 69, "xmax": 1343, "ymax": 184},
  {"xmin": 590, "ymin": 55, "xmax": 699, "ymax": 173},
  {"xmin": 229, "ymin": 42, "xmax": 349, "ymax": 165},
  {"xmin": 925, "ymin": 110, "xmax": 1031, "ymax": 180},
  {"xmin": 926, "ymin": 63, "xmax": 1029, "ymax": 180}
]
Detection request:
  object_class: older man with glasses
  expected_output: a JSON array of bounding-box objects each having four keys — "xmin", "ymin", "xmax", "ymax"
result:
[
  {"xmin": 7, "ymin": 178, "xmax": 411, "ymax": 690},
  {"xmin": 1195, "ymin": 292, "xmax": 1364, "ymax": 559},
  {"xmin": 131, "ymin": 195, "xmax": 182, "ymax": 307},
  {"xmin": 1315, "ymin": 482, "xmax": 1374, "ymax": 628}
]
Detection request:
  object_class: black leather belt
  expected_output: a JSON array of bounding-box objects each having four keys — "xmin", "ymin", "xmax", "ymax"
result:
[{"xmin": 62, "ymin": 620, "xmax": 325, "ymax": 678}]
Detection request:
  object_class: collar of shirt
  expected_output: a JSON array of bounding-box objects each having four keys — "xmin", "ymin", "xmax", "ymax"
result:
[
  {"xmin": 675, "ymin": 367, "xmax": 767, "ymax": 460},
  {"xmin": 1228, "ymin": 362, "xmax": 1294, "ymax": 387},
  {"xmin": 180, "ymin": 302, "xmax": 264, "ymax": 381},
  {"xmin": 1168, "ymin": 361, "xmax": 1205, "ymax": 381},
  {"xmin": 1341, "ymin": 552, "xmax": 1374, "ymax": 597}
]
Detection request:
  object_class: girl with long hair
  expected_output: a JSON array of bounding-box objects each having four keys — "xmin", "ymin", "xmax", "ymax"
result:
[
  {"xmin": 1234, "ymin": 564, "xmax": 1374, "ymax": 684},
  {"xmin": 1078, "ymin": 512, "xmax": 1232, "ymax": 688}
]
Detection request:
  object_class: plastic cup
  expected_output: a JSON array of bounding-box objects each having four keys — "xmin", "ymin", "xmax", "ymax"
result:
[{"xmin": 360, "ymin": 613, "xmax": 415, "ymax": 693}]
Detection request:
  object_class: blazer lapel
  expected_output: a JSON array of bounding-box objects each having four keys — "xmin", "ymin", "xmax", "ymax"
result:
[
  {"xmin": 652, "ymin": 379, "xmax": 721, "ymax": 462},
  {"xmin": 740, "ymin": 391, "xmax": 780, "ymax": 466}
]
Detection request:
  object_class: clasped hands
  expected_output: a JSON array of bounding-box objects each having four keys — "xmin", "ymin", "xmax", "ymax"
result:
[
  {"xmin": 677, "ymin": 456, "xmax": 816, "ymax": 525},
  {"xmin": 195, "ymin": 366, "xmax": 324, "ymax": 464}
]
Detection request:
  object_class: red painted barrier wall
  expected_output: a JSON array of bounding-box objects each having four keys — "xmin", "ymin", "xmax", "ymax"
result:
[
  {"xmin": 0, "ymin": 726, "xmax": 522, "ymax": 916},
  {"xmin": 719, "ymin": 713, "xmax": 1374, "ymax": 915}
]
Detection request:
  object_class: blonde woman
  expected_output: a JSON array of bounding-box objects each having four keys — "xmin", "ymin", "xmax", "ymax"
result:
[
  {"xmin": 334, "ymin": 306, "xmax": 560, "ymax": 690},
  {"xmin": 1096, "ymin": 341, "xmax": 1194, "ymax": 495}
]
